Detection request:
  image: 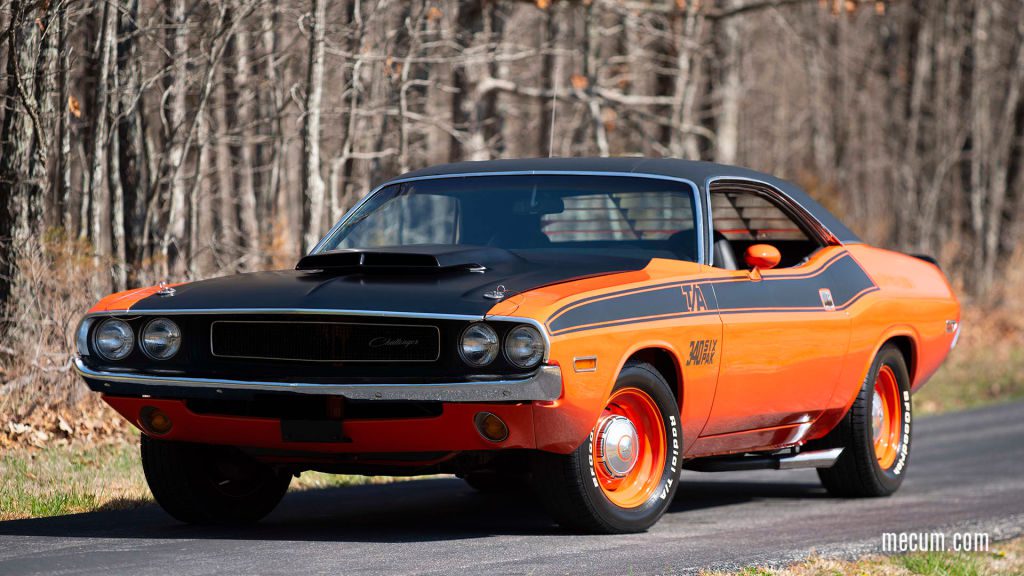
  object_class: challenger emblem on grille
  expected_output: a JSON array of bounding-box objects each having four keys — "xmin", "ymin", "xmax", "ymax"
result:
[{"xmin": 368, "ymin": 337, "xmax": 420, "ymax": 349}]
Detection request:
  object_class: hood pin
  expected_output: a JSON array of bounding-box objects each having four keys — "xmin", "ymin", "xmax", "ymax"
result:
[{"xmin": 484, "ymin": 284, "xmax": 507, "ymax": 300}]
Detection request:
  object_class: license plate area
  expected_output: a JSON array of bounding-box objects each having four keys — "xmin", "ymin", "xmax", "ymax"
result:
[{"xmin": 280, "ymin": 419, "xmax": 348, "ymax": 443}]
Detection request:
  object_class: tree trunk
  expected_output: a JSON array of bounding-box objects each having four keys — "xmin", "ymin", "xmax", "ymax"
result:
[
  {"xmin": 88, "ymin": 0, "xmax": 115, "ymax": 287},
  {"xmin": 0, "ymin": 1, "xmax": 31, "ymax": 307},
  {"xmin": 302, "ymin": 0, "xmax": 327, "ymax": 253},
  {"xmin": 118, "ymin": 0, "xmax": 148, "ymax": 281},
  {"xmin": 56, "ymin": 1, "xmax": 72, "ymax": 237},
  {"xmin": 713, "ymin": 1, "xmax": 743, "ymax": 164},
  {"xmin": 215, "ymin": 82, "xmax": 241, "ymax": 269},
  {"xmin": 162, "ymin": 0, "xmax": 189, "ymax": 277},
  {"xmin": 228, "ymin": 8, "xmax": 259, "ymax": 268}
]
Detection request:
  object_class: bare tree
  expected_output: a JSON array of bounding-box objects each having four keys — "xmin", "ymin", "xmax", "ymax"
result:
[
  {"xmin": 1, "ymin": 0, "xmax": 1023, "ymax": 316},
  {"xmin": 160, "ymin": 0, "xmax": 190, "ymax": 276},
  {"xmin": 301, "ymin": 0, "xmax": 327, "ymax": 253}
]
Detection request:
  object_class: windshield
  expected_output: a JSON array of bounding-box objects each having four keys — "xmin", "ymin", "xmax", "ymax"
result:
[{"xmin": 316, "ymin": 174, "xmax": 699, "ymax": 262}]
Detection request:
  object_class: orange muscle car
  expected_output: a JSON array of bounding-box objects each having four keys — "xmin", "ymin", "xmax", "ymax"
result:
[{"xmin": 76, "ymin": 158, "xmax": 959, "ymax": 533}]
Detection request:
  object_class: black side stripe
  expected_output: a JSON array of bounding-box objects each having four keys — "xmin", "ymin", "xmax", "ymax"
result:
[
  {"xmin": 547, "ymin": 253, "xmax": 876, "ymax": 336},
  {"xmin": 546, "ymin": 250, "xmax": 849, "ymax": 322}
]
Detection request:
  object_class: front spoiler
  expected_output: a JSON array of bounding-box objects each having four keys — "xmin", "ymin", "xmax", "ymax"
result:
[{"xmin": 74, "ymin": 358, "xmax": 563, "ymax": 403}]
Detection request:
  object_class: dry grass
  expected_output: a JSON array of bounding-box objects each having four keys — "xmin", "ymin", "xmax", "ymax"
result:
[
  {"xmin": 915, "ymin": 306, "xmax": 1024, "ymax": 415},
  {"xmin": 0, "ymin": 438, "xmax": 150, "ymax": 521},
  {"xmin": 702, "ymin": 536, "xmax": 1024, "ymax": 576}
]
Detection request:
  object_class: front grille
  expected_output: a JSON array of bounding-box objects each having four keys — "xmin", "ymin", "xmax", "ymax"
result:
[{"xmin": 210, "ymin": 321, "xmax": 440, "ymax": 362}]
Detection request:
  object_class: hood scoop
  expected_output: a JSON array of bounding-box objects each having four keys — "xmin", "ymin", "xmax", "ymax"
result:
[{"xmin": 295, "ymin": 245, "xmax": 519, "ymax": 274}]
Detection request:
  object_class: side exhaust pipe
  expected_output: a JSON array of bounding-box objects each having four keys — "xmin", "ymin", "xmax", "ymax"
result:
[{"xmin": 684, "ymin": 447, "xmax": 844, "ymax": 473}]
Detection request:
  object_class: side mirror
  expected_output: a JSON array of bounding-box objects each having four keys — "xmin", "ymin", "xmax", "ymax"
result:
[{"xmin": 745, "ymin": 244, "xmax": 781, "ymax": 270}]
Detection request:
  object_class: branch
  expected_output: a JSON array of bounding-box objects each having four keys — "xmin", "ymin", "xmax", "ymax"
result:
[{"xmin": 708, "ymin": 0, "xmax": 821, "ymax": 21}]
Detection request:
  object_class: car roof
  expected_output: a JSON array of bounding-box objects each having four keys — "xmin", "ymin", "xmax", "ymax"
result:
[{"xmin": 383, "ymin": 157, "xmax": 861, "ymax": 244}]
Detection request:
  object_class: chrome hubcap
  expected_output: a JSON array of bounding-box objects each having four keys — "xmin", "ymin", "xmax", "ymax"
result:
[
  {"xmin": 596, "ymin": 415, "xmax": 639, "ymax": 478},
  {"xmin": 872, "ymin": 390, "xmax": 884, "ymax": 443}
]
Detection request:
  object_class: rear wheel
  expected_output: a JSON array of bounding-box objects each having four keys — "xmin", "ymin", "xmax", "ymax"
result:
[
  {"xmin": 815, "ymin": 344, "xmax": 912, "ymax": 497},
  {"xmin": 531, "ymin": 361, "xmax": 681, "ymax": 533},
  {"xmin": 141, "ymin": 436, "xmax": 291, "ymax": 524}
]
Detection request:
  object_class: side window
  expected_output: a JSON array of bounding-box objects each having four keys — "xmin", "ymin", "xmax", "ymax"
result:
[
  {"xmin": 709, "ymin": 183, "xmax": 821, "ymax": 269},
  {"xmin": 335, "ymin": 193, "xmax": 458, "ymax": 249}
]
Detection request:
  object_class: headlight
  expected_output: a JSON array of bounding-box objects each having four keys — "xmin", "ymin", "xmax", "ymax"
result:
[
  {"xmin": 92, "ymin": 318, "xmax": 135, "ymax": 361},
  {"xmin": 141, "ymin": 318, "xmax": 182, "ymax": 360},
  {"xmin": 460, "ymin": 323, "xmax": 499, "ymax": 366},
  {"xmin": 504, "ymin": 325, "xmax": 545, "ymax": 368}
]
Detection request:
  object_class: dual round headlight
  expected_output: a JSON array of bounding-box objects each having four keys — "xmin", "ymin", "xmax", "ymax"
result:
[
  {"xmin": 91, "ymin": 318, "xmax": 181, "ymax": 361},
  {"xmin": 459, "ymin": 323, "xmax": 545, "ymax": 369},
  {"xmin": 92, "ymin": 318, "xmax": 135, "ymax": 361},
  {"xmin": 140, "ymin": 318, "xmax": 182, "ymax": 360}
]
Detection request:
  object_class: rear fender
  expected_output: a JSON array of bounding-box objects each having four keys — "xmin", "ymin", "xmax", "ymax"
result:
[{"xmin": 812, "ymin": 326, "xmax": 919, "ymax": 441}]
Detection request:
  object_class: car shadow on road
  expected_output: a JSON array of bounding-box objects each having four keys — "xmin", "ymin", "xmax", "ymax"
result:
[{"xmin": 0, "ymin": 475, "xmax": 829, "ymax": 543}]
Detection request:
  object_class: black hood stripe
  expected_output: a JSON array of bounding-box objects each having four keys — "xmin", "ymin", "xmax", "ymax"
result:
[{"xmin": 126, "ymin": 250, "xmax": 651, "ymax": 318}]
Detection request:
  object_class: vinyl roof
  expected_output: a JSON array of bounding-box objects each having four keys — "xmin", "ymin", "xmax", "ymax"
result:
[{"xmin": 384, "ymin": 157, "xmax": 860, "ymax": 244}]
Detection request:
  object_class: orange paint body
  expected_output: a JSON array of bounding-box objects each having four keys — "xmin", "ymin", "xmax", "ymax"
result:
[
  {"xmin": 94, "ymin": 243, "xmax": 957, "ymax": 462},
  {"xmin": 521, "ymin": 244, "xmax": 958, "ymax": 457}
]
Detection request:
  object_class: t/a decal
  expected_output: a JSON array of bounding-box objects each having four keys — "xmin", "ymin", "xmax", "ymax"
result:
[
  {"xmin": 687, "ymin": 339, "xmax": 717, "ymax": 366},
  {"xmin": 681, "ymin": 284, "xmax": 709, "ymax": 312}
]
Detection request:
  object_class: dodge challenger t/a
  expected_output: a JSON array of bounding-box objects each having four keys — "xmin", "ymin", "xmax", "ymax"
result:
[{"xmin": 75, "ymin": 158, "xmax": 960, "ymax": 533}]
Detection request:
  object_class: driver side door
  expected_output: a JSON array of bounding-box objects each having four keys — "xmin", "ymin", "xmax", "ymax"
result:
[{"xmin": 694, "ymin": 182, "xmax": 862, "ymax": 454}]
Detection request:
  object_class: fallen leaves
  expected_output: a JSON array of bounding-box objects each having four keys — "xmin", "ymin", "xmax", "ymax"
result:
[
  {"xmin": 2, "ymin": 399, "xmax": 133, "ymax": 450},
  {"xmin": 5, "ymin": 421, "xmax": 50, "ymax": 447}
]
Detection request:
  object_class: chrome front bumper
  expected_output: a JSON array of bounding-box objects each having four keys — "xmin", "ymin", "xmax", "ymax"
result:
[{"xmin": 74, "ymin": 358, "xmax": 562, "ymax": 403}]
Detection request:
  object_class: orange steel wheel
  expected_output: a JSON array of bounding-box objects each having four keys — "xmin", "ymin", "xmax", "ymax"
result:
[
  {"xmin": 871, "ymin": 365, "xmax": 902, "ymax": 469},
  {"xmin": 591, "ymin": 387, "xmax": 667, "ymax": 508}
]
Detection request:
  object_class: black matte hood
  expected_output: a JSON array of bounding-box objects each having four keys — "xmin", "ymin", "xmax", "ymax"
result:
[{"xmin": 128, "ymin": 247, "xmax": 650, "ymax": 316}]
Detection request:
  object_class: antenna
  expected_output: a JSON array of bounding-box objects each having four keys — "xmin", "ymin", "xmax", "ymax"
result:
[{"xmin": 548, "ymin": 73, "xmax": 558, "ymax": 157}]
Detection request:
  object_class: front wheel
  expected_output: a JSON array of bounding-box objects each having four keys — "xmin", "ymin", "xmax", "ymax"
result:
[
  {"xmin": 141, "ymin": 436, "xmax": 291, "ymax": 524},
  {"xmin": 815, "ymin": 343, "xmax": 912, "ymax": 497},
  {"xmin": 531, "ymin": 361, "xmax": 682, "ymax": 533}
]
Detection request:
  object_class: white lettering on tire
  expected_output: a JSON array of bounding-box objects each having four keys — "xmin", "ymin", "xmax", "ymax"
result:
[{"xmin": 892, "ymin": 389, "xmax": 912, "ymax": 475}]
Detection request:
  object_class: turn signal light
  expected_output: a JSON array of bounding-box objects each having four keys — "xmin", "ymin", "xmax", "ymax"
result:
[
  {"xmin": 474, "ymin": 412, "xmax": 509, "ymax": 442},
  {"xmin": 139, "ymin": 406, "xmax": 173, "ymax": 435},
  {"xmin": 573, "ymin": 356, "xmax": 598, "ymax": 373}
]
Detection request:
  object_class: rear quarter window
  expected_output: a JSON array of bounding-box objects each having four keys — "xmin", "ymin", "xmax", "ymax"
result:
[{"xmin": 711, "ymin": 192, "xmax": 810, "ymax": 242}]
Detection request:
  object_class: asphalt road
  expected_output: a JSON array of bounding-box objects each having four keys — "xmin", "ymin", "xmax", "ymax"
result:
[{"xmin": 2, "ymin": 401, "xmax": 1023, "ymax": 576}]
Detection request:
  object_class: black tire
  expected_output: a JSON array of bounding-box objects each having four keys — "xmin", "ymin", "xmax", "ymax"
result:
[
  {"xmin": 530, "ymin": 361, "xmax": 682, "ymax": 534},
  {"xmin": 814, "ymin": 344, "xmax": 912, "ymax": 497},
  {"xmin": 141, "ymin": 435, "xmax": 291, "ymax": 524}
]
